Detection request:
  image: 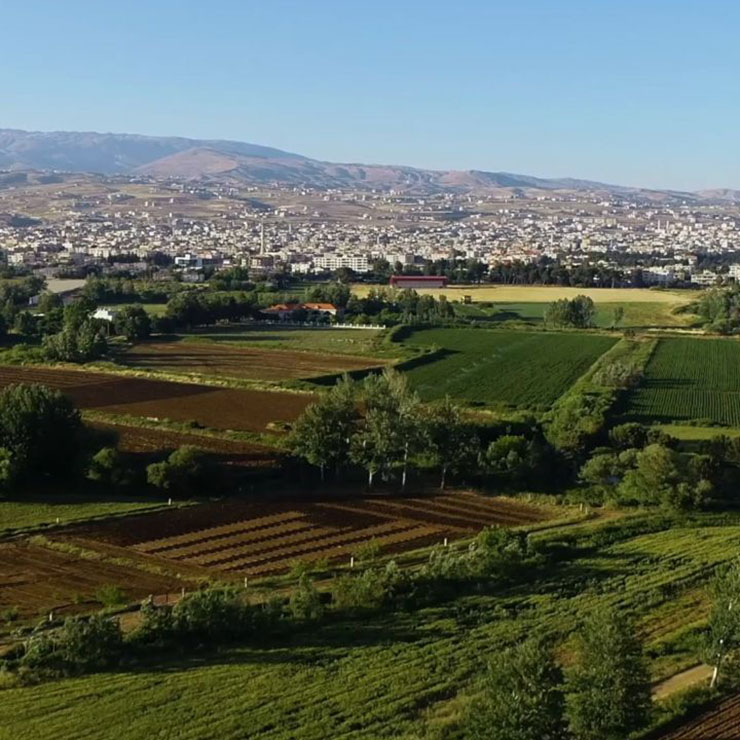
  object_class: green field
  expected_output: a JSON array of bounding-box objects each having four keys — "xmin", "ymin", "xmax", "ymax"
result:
[
  {"xmin": 180, "ymin": 324, "xmax": 395, "ymax": 357},
  {"xmin": 2, "ymin": 512, "xmax": 737, "ymax": 739},
  {"xmin": 455, "ymin": 301, "xmax": 692, "ymax": 328},
  {"xmin": 401, "ymin": 328, "xmax": 617, "ymax": 407},
  {"xmin": 0, "ymin": 494, "xmax": 173, "ymax": 534},
  {"xmin": 627, "ymin": 337, "xmax": 740, "ymax": 426}
]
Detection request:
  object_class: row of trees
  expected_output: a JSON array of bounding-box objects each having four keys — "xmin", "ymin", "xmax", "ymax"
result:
[
  {"xmin": 290, "ymin": 370, "xmax": 559, "ymax": 491},
  {"xmin": 543, "ymin": 295, "xmax": 597, "ymax": 329},
  {"xmin": 466, "ymin": 607, "xmax": 650, "ymax": 740}
]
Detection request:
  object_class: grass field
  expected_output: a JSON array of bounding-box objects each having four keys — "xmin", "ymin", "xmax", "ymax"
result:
[
  {"xmin": 3, "ymin": 511, "xmax": 739, "ymax": 739},
  {"xmin": 353, "ymin": 283, "xmax": 697, "ymax": 304},
  {"xmin": 0, "ymin": 494, "xmax": 171, "ymax": 534},
  {"xmin": 455, "ymin": 301, "xmax": 694, "ymax": 328},
  {"xmin": 626, "ymin": 337, "xmax": 740, "ymax": 426},
  {"xmin": 400, "ymin": 328, "xmax": 617, "ymax": 407}
]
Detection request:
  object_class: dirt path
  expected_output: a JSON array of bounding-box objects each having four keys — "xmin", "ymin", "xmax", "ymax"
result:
[{"xmin": 653, "ymin": 664, "xmax": 714, "ymax": 700}]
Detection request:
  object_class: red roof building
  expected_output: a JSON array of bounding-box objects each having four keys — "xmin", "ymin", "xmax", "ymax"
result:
[{"xmin": 390, "ymin": 275, "xmax": 450, "ymax": 290}]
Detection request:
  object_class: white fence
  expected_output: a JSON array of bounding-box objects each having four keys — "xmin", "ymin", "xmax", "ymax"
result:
[{"xmin": 254, "ymin": 320, "xmax": 385, "ymax": 330}]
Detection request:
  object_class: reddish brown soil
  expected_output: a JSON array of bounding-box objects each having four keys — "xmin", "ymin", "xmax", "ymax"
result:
[
  {"xmin": 73, "ymin": 493, "xmax": 549, "ymax": 577},
  {"xmin": 656, "ymin": 692, "xmax": 740, "ymax": 739},
  {"xmin": 90, "ymin": 421, "xmax": 283, "ymax": 469},
  {"xmin": 0, "ymin": 541, "xmax": 180, "ymax": 618},
  {"xmin": 122, "ymin": 340, "xmax": 380, "ymax": 380},
  {"xmin": 0, "ymin": 366, "xmax": 313, "ymax": 431}
]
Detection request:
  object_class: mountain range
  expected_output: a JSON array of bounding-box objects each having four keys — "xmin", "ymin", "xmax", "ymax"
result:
[{"xmin": 0, "ymin": 127, "xmax": 735, "ymax": 200}]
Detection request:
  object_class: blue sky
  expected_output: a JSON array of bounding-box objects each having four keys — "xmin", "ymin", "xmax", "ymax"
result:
[{"xmin": 3, "ymin": 1, "xmax": 739, "ymax": 190}]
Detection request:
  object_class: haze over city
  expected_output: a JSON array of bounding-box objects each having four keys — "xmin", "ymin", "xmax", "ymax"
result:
[{"xmin": 4, "ymin": 0, "xmax": 740, "ymax": 190}]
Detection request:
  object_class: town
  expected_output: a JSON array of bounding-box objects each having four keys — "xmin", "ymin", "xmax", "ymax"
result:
[{"xmin": 3, "ymin": 171, "xmax": 740, "ymax": 287}]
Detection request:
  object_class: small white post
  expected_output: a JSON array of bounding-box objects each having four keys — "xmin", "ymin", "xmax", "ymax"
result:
[
  {"xmin": 181, "ymin": 587, "xmax": 186, "ymax": 598},
  {"xmin": 55, "ymin": 517, "xmax": 60, "ymax": 524},
  {"xmin": 350, "ymin": 556, "xmax": 355, "ymax": 568},
  {"xmin": 168, "ymin": 498, "xmax": 172, "ymax": 506},
  {"xmin": 243, "ymin": 576, "xmax": 248, "ymax": 588},
  {"xmin": 443, "ymin": 537, "xmax": 448, "ymax": 547},
  {"xmin": 48, "ymin": 611, "xmax": 54, "ymax": 622}
]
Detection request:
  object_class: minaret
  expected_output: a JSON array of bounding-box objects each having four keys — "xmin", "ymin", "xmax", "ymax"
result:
[{"xmin": 260, "ymin": 222, "xmax": 266, "ymax": 255}]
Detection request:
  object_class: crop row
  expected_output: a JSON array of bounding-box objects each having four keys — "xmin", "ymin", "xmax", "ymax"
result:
[
  {"xmin": 401, "ymin": 329, "xmax": 617, "ymax": 406},
  {"xmin": 627, "ymin": 337, "xmax": 740, "ymax": 425}
]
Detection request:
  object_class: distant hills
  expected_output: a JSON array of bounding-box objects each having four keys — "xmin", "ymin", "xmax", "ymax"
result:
[{"xmin": 0, "ymin": 127, "xmax": 737, "ymax": 201}]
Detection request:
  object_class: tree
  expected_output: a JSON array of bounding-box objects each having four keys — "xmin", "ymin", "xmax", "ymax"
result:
[
  {"xmin": 0, "ymin": 383, "xmax": 83, "ymax": 480},
  {"xmin": 466, "ymin": 637, "xmax": 568, "ymax": 740},
  {"xmin": 566, "ymin": 607, "xmax": 651, "ymax": 740},
  {"xmin": 544, "ymin": 296, "xmax": 595, "ymax": 329},
  {"xmin": 618, "ymin": 443, "xmax": 713, "ymax": 510},
  {"xmin": 43, "ymin": 320, "xmax": 107, "ymax": 363},
  {"xmin": 146, "ymin": 445, "xmax": 212, "ymax": 497},
  {"xmin": 350, "ymin": 369, "xmax": 424, "ymax": 489},
  {"xmin": 114, "ymin": 305, "xmax": 151, "ymax": 341},
  {"xmin": 289, "ymin": 376, "xmax": 358, "ymax": 480},
  {"xmin": 707, "ymin": 560, "xmax": 740, "ymax": 688},
  {"xmin": 423, "ymin": 397, "xmax": 477, "ymax": 489},
  {"xmin": 612, "ymin": 305, "xmax": 625, "ymax": 328},
  {"xmin": 87, "ymin": 447, "xmax": 132, "ymax": 487}
]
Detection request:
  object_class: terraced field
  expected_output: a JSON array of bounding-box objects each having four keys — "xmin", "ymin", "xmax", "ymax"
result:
[
  {"xmin": 70, "ymin": 493, "xmax": 549, "ymax": 577},
  {"xmin": 627, "ymin": 337, "xmax": 740, "ymax": 425},
  {"xmin": 0, "ymin": 366, "xmax": 312, "ymax": 432},
  {"xmin": 401, "ymin": 328, "xmax": 617, "ymax": 407}
]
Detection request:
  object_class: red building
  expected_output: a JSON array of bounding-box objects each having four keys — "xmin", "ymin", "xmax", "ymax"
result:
[{"xmin": 389, "ymin": 275, "xmax": 449, "ymax": 290}]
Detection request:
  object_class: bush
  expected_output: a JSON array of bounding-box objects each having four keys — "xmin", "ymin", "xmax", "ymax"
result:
[{"xmin": 18, "ymin": 615, "xmax": 123, "ymax": 677}]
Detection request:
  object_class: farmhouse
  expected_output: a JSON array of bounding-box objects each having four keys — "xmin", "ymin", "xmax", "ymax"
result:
[
  {"xmin": 262, "ymin": 302, "xmax": 339, "ymax": 320},
  {"xmin": 390, "ymin": 275, "xmax": 449, "ymax": 290}
]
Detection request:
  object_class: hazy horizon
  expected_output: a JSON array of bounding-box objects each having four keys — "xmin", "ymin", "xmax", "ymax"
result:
[{"xmin": 3, "ymin": 1, "xmax": 740, "ymax": 191}]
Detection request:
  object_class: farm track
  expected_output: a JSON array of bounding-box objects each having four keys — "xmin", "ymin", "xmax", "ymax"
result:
[{"xmin": 0, "ymin": 365, "xmax": 312, "ymax": 432}]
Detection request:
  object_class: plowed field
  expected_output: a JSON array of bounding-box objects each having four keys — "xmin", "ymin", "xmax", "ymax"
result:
[
  {"xmin": 0, "ymin": 541, "xmax": 180, "ymax": 618},
  {"xmin": 657, "ymin": 693, "xmax": 740, "ymax": 739},
  {"xmin": 121, "ymin": 340, "xmax": 383, "ymax": 380},
  {"xmin": 0, "ymin": 366, "xmax": 312, "ymax": 431},
  {"xmin": 73, "ymin": 493, "xmax": 549, "ymax": 577},
  {"xmin": 91, "ymin": 421, "xmax": 283, "ymax": 469}
]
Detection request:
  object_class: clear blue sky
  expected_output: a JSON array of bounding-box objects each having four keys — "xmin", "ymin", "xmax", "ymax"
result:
[{"xmin": 3, "ymin": 0, "xmax": 740, "ymax": 190}]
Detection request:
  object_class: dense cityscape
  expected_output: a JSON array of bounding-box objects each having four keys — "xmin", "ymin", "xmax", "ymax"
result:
[{"xmin": 3, "ymin": 173, "xmax": 740, "ymax": 287}]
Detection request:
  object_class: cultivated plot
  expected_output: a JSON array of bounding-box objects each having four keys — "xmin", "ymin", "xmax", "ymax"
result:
[
  {"xmin": 626, "ymin": 337, "xmax": 740, "ymax": 426},
  {"xmin": 120, "ymin": 339, "xmax": 384, "ymax": 381},
  {"xmin": 0, "ymin": 366, "xmax": 313, "ymax": 432},
  {"xmin": 401, "ymin": 328, "xmax": 616, "ymax": 407},
  {"xmin": 71, "ymin": 493, "xmax": 549, "ymax": 577}
]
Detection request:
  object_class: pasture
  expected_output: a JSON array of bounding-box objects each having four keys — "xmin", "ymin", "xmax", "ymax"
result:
[
  {"xmin": 3, "ymin": 511, "xmax": 739, "ymax": 739},
  {"xmin": 352, "ymin": 283, "xmax": 696, "ymax": 304},
  {"xmin": 0, "ymin": 366, "xmax": 313, "ymax": 432},
  {"xmin": 455, "ymin": 300, "xmax": 693, "ymax": 328},
  {"xmin": 400, "ymin": 328, "xmax": 617, "ymax": 407},
  {"xmin": 626, "ymin": 337, "xmax": 740, "ymax": 426},
  {"xmin": 0, "ymin": 494, "xmax": 171, "ymax": 535},
  {"xmin": 118, "ymin": 338, "xmax": 385, "ymax": 381}
]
